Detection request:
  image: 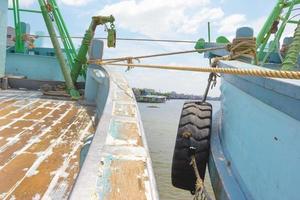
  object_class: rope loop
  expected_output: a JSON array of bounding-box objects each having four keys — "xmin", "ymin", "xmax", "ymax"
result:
[{"xmin": 226, "ymin": 37, "xmax": 257, "ymax": 61}]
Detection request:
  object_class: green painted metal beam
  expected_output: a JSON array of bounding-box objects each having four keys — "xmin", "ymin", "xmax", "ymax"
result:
[
  {"xmin": 71, "ymin": 15, "xmax": 115, "ymax": 83},
  {"xmin": 47, "ymin": 0, "xmax": 77, "ymax": 70},
  {"xmin": 260, "ymin": 1, "xmax": 295, "ymax": 65},
  {"xmin": 256, "ymin": 0, "xmax": 285, "ymax": 56},
  {"xmin": 255, "ymin": 0, "xmax": 300, "ymax": 65},
  {"xmin": 8, "ymin": 8, "xmax": 42, "ymax": 13},
  {"xmin": 38, "ymin": 0, "xmax": 79, "ymax": 99},
  {"xmin": 12, "ymin": 0, "xmax": 25, "ymax": 53}
]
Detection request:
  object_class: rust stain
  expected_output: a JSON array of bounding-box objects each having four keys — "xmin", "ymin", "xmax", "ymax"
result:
[
  {"xmin": 114, "ymin": 121, "xmax": 142, "ymax": 146},
  {"xmin": 108, "ymin": 160, "xmax": 147, "ymax": 200}
]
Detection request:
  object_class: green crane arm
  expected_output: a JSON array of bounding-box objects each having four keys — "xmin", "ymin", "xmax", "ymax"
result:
[
  {"xmin": 71, "ymin": 15, "xmax": 116, "ymax": 83},
  {"xmin": 36, "ymin": 0, "xmax": 116, "ymax": 98},
  {"xmin": 12, "ymin": 0, "xmax": 25, "ymax": 53}
]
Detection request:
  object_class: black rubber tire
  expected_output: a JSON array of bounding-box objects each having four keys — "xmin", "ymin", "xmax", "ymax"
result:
[{"xmin": 171, "ymin": 101, "xmax": 212, "ymax": 192}]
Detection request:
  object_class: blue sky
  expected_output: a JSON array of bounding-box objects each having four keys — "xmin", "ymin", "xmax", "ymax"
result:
[{"xmin": 7, "ymin": 0, "xmax": 289, "ymax": 96}]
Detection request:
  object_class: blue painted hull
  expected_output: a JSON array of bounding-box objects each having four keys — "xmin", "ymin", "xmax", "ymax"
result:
[{"xmin": 209, "ymin": 60, "xmax": 300, "ymax": 200}]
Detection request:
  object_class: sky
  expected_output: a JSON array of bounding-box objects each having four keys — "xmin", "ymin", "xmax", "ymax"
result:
[{"xmin": 6, "ymin": 0, "xmax": 294, "ymax": 96}]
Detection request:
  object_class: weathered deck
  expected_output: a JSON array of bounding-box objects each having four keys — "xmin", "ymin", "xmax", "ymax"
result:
[
  {"xmin": 69, "ymin": 68, "xmax": 158, "ymax": 200},
  {"xmin": 0, "ymin": 90, "xmax": 95, "ymax": 199}
]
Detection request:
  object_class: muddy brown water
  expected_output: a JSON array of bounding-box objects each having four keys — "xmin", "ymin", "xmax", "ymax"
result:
[{"xmin": 138, "ymin": 100, "xmax": 219, "ymax": 200}]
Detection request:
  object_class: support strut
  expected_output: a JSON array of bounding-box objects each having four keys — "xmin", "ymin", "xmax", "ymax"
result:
[{"xmin": 38, "ymin": 0, "xmax": 79, "ymax": 99}]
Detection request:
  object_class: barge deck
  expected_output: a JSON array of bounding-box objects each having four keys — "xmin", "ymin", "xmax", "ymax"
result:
[{"xmin": 0, "ymin": 89, "xmax": 95, "ymax": 199}]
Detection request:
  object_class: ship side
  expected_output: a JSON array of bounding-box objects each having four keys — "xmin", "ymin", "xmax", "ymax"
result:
[{"xmin": 209, "ymin": 60, "xmax": 300, "ymax": 200}]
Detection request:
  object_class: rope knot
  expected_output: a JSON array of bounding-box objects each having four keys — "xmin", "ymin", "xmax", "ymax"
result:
[
  {"xmin": 227, "ymin": 37, "xmax": 257, "ymax": 63},
  {"xmin": 125, "ymin": 57, "xmax": 140, "ymax": 71}
]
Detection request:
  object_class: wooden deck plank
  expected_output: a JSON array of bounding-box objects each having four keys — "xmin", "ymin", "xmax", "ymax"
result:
[
  {"xmin": 0, "ymin": 91, "xmax": 95, "ymax": 199},
  {"xmin": 108, "ymin": 160, "xmax": 147, "ymax": 200}
]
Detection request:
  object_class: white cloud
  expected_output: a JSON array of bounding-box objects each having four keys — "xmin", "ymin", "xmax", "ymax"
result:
[
  {"xmin": 242, "ymin": 15, "xmax": 296, "ymax": 41},
  {"xmin": 218, "ymin": 14, "xmax": 247, "ymax": 34},
  {"xmin": 98, "ymin": 0, "xmax": 224, "ymax": 38},
  {"xmin": 59, "ymin": 0, "xmax": 93, "ymax": 6},
  {"xmin": 8, "ymin": 0, "xmax": 35, "ymax": 8},
  {"xmin": 8, "ymin": 0, "xmax": 92, "ymax": 8},
  {"xmin": 249, "ymin": 16, "xmax": 266, "ymax": 35}
]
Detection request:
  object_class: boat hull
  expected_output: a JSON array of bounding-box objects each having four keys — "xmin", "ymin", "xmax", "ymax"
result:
[{"xmin": 209, "ymin": 60, "xmax": 300, "ymax": 200}]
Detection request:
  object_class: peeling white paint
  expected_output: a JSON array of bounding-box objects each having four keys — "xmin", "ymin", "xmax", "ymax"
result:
[
  {"xmin": 105, "ymin": 134, "xmax": 138, "ymax": 146},
  {"xmin": 32, "ymin": 193, "xmax": 41, "ymax": 200}
]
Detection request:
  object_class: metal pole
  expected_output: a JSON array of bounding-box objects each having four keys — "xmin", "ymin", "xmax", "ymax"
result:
[
  {"xmin": 12, "ymin": 0, "xmax": 25, "ymax": 53},
  {"xmin": 38, "ymin": 0, "xmax": 78, "ymax": 98},
  {"xmin": 256, "ymin": 0, "xmax": 284, "ymax": 47},
  {"xmin": 8, "ymin": 8, "xmax": 42, "ymax": 13},
  {"xmin": 208, "ymin": 22, "xmax": 211, "ymax": 43},
  {"xmin": 208, "ymin": 22, "xmax": 212, "ymax": 65},
  {"xmin": 47, "ymin": 0, "xmax": 77, "ymax": 68},
  {"xmin": 0, "ymin": 0, "xmax": 8, "ymax": 78},
  {"xmin": 261, "ymin": 1, "xmax": 295, "ymax": 65}
]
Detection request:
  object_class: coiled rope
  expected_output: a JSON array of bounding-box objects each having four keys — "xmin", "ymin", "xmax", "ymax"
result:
[
  {"xmin": 89, "ymin": 61, "xmax": 300, "ymax": 79},
  {"xmin": 227, "ymin": 37, "xmax": 257, "ymax": 62}
]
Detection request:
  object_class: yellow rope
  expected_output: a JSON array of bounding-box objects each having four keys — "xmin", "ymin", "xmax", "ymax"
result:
[
  {"xmin": 88, "ymin": 37, "xmax": 300, "ymax": 80},
  {"xmin": 89, "ymin": 61, "xmax": 300, "ymax": 80},
  {"xmin": 190, "ymin": 155, "xmax": 204, "ymax": 192},
  {"xmin": 227, "ymin": 37, "xmax": 257, "ymax": 60},
  {"xmin": 190, "ymin": 155, "xmax": 210, "ymax": 200}
]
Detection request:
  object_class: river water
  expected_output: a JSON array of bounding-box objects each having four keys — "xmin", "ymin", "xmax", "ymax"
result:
[{"xmin": 138, "ymin": 100, "xmax": 220, "ymax": 200}]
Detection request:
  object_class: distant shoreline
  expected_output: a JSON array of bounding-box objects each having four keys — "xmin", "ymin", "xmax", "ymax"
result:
[
  {"xmin": 166, "ymin": 98, "xmax": 220, "ymax": 101},
  {"xmin": 132, "ymin": 88, "xmax": 220, "ymax": 101}
]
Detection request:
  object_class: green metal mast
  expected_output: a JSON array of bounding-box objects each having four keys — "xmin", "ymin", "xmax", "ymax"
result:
[
  {"xmin": 12, "ymin": 0, "xmax": 25, "ymax": 53},
  {"xmin": 38, "ymin": 0, "xmax": 79, "ymax": 98},
  {"xmin": 45, "ymin": 0, "xmax": 77, "ymax": 70}
]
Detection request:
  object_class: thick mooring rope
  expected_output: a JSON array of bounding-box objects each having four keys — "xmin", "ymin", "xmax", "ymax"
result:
[
  {"xmin": 90, "ymin": 61, "xmax": 300, "ymax": 79},
  {"xmin": 227, "ymin": 37, "xmax": 257, "ymax": 62}
]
